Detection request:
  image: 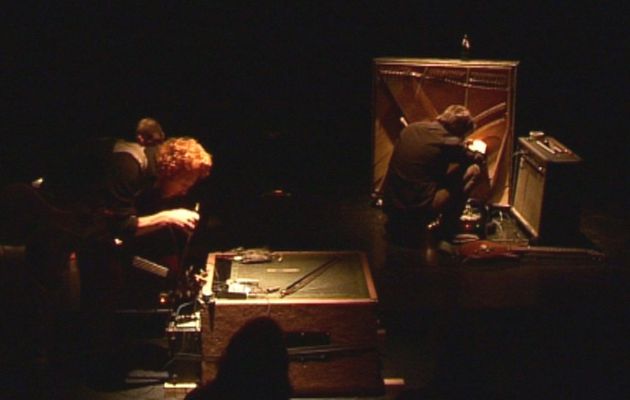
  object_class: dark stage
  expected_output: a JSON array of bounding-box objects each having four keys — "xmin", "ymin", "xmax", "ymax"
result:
[
  {"xmin": 1, "ymin": 2, "xmax": 628, "ymax": 399},
  {"xmin": 1, "ymin": 193, "xmax": 628, "ymax": 399}
]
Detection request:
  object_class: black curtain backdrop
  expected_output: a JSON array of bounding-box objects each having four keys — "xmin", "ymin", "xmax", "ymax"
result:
[{"xmin": 1, "ymin": 2, "xmax": 626, "ymax": 204}]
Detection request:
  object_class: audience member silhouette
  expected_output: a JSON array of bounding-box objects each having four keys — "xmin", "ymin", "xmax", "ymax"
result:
[{"xmin": 185, "ymin": 316, "xmax": 292, "ymax": 400}]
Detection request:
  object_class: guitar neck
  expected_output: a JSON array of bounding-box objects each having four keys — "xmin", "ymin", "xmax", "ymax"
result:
[
  {"xmin": 511, "ymin": 245, "xmax": 605, "ymax": 260},
  {"xmin": 459, "ymin": 240, "xmax": 606, "ymax": 262}
]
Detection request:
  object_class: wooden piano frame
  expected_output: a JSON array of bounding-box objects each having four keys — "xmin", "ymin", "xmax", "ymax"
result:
[{"xmin": 372, "ymin": 57, "xmax": 519, "ymax": 206}]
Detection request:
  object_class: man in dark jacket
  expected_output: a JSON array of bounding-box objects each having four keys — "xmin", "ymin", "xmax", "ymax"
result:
[{"xmin": 383, "ymin": 105, "xmax": 488, "ymax": 247}]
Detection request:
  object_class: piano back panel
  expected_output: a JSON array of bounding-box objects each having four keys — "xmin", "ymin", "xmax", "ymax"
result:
[{"xmin": 372, "ymin": 58, "xmax": 519, "ymax": 205}]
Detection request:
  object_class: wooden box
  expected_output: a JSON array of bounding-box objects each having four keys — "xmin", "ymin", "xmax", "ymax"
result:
[
  {"xmin": 200, "ymin": 251, "xmax": 383, "ymax": 397},
  {"xmin": 372, "ymin": 58, "xmax": 519, "ymax": 205}
]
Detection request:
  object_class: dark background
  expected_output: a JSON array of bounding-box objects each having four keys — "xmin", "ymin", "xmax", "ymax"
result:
[
  {"xmin": 0, "ymin": 5, "xmax": 627, "ymax": 398},
  {"xmin": 2, "ymin": 1, "xmax": 626, "ymax": 205}
]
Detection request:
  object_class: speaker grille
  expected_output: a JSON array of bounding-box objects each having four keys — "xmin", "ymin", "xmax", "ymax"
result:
[{"xmin": 512, "ymin": 155, "xmax": 545, "ymax": 237}]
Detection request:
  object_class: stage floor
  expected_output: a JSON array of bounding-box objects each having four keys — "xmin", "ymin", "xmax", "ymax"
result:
[{"xmin": 2, "ymin": 192, "xmax": 628, "ymax": 399}]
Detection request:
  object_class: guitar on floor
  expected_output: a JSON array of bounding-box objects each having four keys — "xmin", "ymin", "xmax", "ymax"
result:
[{"xmin": 456, "ymin": 240, "xmax": 607, "ymax": 263}]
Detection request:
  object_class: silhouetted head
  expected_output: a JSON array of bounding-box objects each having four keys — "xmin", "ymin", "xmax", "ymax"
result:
[
  {"xmin": 214, "ymin": 316, "xmax": 292, "ymax": 400},
  {"xmin": 136, "ymin": 117, "xmax": 166, "ymax": 146}
]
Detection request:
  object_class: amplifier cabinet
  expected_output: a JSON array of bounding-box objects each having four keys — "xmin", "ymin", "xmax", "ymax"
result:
[
  {"xmin": 200, "ymin": 251, "xmax": 384, "ymax": 397},
  {"xmin": 511, "ymin": 136, "xmax": 582, "ymax": 244}
]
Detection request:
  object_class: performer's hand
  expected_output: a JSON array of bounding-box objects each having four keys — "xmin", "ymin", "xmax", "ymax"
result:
[
  {"xmin": 464, "ymin": 140, "xmax": 487, "ymax": 165},
  {"xmin": 464, "ymin": 163, "xmax": 481, "ymax": 180},
  {"xmin": 464, "ymin": 163, "xmax": 491, "ymax": 199},
  {"xmin": 158, "ymin": 208, "xmax": 200, "ymax": 231}
]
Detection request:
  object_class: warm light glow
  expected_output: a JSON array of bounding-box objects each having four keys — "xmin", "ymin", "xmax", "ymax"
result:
[{"xmin": 468, "ymin": 139, "xmax": 487, "ymax": 154}]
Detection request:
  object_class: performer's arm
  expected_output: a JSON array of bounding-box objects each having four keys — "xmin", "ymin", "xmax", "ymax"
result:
[{"xmin": 135, "ymin": 208, "xmax": 199, "ymax": 236}]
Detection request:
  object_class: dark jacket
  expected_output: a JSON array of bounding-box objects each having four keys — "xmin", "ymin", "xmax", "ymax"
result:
[
  {"xmin": 41, "ymin": 137, "xmax": 158, "ymax": 243},
  {"xmin": 383, "ymin": 120, "xmax": 474, "ymax": 214}
]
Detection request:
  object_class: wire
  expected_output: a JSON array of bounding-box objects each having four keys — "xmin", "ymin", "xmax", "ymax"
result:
[
  {"xmin": 162, "ymin": 353, "xmax": 202, "ymax": 369},
  {"xmin": 173, "ymin": 300, "xmax": 195, "ymax": 316}
]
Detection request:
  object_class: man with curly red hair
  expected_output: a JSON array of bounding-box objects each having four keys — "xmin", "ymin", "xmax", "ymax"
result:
[
  {"xmin": 132, "ymin": 137, "xmax": 213, "ymax": 234},
  {"xmin": 0, "ymin": 132, "xmax": 214, "ymax": 384},
  {"xmin": 79, "ymin": 136, "xmax": 214, "ymax": 240},
  {"xmin": 83, "ymin": 135, "xmax": 212, "ymax": 384},
  {"xmin": 59, "ymin": 135, "xmax": 212, "ymax": 383}
]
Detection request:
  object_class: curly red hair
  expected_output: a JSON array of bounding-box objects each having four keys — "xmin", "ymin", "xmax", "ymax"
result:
[{"xmin": 156, "ymin": 137, "xmax": 212, "ymax": 180}]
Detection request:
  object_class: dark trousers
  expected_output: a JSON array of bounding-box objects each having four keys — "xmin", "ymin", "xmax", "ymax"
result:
[
  {"xmin": 76, "ymin": 227, "xmax": 183, "ymax": 352},
  {"xmin": 384, "ymin": 208, "xmax": 435, "ymax": 249}
]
